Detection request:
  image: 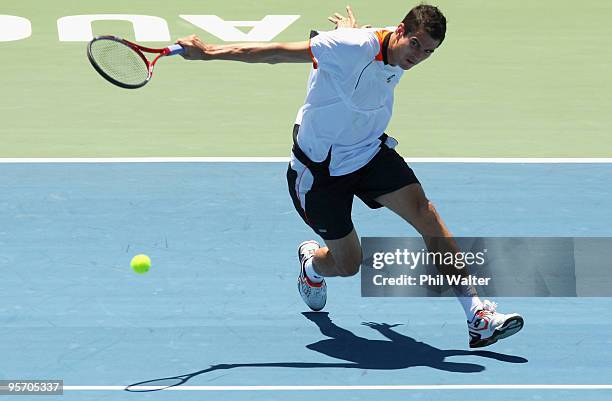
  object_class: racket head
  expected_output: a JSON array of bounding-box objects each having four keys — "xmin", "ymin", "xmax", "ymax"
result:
[{"xmin": 87, "ymin": 36, "xmax": 151, "ymax": 89}]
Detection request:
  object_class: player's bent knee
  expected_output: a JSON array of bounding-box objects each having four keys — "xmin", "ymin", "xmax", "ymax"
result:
[
  {"xmin": 420, "ymin": 200, "xmax": 438, "ymax": 218},
  {"xmin": 412, "ymin": 199, "xmax": 444, "ymax": 232},
  {"xmin": 399, "ymin": 187, "xmax": 436, "ymax": 222}
]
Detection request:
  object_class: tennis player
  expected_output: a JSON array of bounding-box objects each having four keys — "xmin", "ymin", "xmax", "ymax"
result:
[{"xmin": 177, "ymin": 4, "xmax": 523, "ymax": 348}]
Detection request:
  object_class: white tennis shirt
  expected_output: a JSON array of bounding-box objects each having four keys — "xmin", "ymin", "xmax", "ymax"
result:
[{"xmin": 294, "ymin": 28, "xmax": 404, "ymax": 176}]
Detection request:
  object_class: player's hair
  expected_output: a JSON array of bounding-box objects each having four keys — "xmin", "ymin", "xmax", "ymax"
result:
[{"xmin": 402, "ymin": 4, "xmax": 447, "ymax": 46}]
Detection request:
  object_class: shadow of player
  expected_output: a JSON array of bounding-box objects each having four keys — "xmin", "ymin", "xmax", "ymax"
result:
[
  {"xmin": 302, "ymin": 312, "xmax": 526, "ymax": 372},
  {"xmin": 126, "ymin": 312, "xmax": 527, "ymax": 392}
]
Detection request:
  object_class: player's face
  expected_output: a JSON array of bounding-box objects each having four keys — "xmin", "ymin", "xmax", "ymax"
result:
[{"xmin": 390, "ymin": 24, "xmax": 440, "ymax": 70}]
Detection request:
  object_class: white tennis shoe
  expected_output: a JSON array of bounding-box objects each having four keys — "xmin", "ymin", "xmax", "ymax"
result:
[
  {"xmin": 297, "ymin": 240, "xmax": 327, "ymax": 311},
  {"xmin": 468, "ymin": 300, "xmax": 524, "ymax": 348}
]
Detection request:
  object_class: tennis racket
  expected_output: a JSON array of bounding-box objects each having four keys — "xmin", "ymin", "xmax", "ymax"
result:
[{"xmin": 87, "ymin": 35, "xmax": 185, "ymax": 89}]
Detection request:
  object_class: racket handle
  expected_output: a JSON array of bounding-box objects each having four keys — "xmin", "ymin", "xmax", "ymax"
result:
[{"xmin": 165, "ymin": 44, "xmax": 185, "ymax": 56}]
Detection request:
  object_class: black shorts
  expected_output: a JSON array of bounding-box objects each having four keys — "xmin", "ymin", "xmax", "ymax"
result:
[{"xmin": 287, "ymin": 132, "xmax": 420, "ymax": 240}]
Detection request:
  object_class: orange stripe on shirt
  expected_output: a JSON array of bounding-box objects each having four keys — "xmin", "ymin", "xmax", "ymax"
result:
[
  {"xmin": 308, "ymin": 38, "xmax": 318, "ymax": 69},
  {"xmin": 375, "ymin": 30, "xmax": 391, "ymax": 61}
]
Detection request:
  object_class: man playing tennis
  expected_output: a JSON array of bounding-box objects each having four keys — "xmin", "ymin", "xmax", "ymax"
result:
[{"xmin": 177, "ymin": 4, "xmax": 523, "ymax": 348}]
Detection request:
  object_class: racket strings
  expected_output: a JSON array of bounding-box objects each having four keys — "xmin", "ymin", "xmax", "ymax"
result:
[{"xmin": 89, "ymin": 39, "xmax": 150, "ymax": 86}]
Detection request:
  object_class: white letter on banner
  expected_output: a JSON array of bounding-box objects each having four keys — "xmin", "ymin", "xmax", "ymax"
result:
[
  {"xmin": 0, "ymin": 15, "xmax": 32, "ymax": 41},
  {"xmin": 57, "ymin": 15, "xmax": 170, "ymax": 41},
  {"xmin": 179, "ymin": 15, "xmax": 300, "ymax": 41}
]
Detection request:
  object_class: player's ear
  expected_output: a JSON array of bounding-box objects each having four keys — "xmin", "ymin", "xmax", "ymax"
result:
[{"xmin": 396, "ymin": 23, "xmax": 406, "ymax": 36}]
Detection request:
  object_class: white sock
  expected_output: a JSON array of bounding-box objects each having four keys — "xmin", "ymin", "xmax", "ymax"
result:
[
  {"xmin": 458, "ymin": 295, "xmax": 483, "ymax": 320},
  {"xmin": 304, "ymin": 257, "xmax": 323, "ymax": 283}
]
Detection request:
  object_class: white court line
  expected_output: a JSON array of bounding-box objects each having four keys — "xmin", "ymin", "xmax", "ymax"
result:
[
  {"xmin": 1, "ymin": 157, "xmax": 612, "ymax": 163},
  {"xmin": 63, "ymin": 384, "xmax": 612, "ymax": 391}
]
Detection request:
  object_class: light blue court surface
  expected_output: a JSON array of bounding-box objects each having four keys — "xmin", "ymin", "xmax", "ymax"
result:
[{"xmin": 1, "ymin": 162, "xmax": 611, "ymax": 401}]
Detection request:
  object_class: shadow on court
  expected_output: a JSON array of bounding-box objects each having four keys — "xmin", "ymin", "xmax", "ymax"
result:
[{"xmin": 126, "ymin": 312, "xmax": 527, "ymax": 392}]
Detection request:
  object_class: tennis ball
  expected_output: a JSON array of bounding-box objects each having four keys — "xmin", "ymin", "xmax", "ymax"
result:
[{"xmin": 131, "ymin": 254, "xmax": 151, "ymax": 274}]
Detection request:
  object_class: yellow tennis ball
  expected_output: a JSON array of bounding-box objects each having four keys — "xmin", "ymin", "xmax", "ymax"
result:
[{"xmin": 131, "ymin": 254, "xmax": 151, "ymax": 274}]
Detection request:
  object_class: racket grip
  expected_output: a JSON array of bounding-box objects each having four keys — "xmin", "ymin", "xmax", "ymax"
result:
[{"xmin": 166, "ymin": 44, "xmax": 185, "ymax": 56}]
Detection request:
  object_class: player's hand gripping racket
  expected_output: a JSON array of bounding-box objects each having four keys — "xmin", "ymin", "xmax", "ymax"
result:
[{"xmin": 87, "ymin": 36, "xmax": 184, "ymax": 89}]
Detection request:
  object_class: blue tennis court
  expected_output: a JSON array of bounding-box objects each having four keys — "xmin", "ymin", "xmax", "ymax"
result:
[{"xmin": 1, "ymin": 161, "xmax": 611, "ymax": 400}]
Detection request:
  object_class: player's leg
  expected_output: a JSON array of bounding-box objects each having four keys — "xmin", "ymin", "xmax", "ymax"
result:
[
  {"xmin": 374, "ymin": 183, "xmax": 480, "ymax": 298},
  {"xmin": 374, "ymin": 183, "xmax": 460, "ymax": 252},
  {"xmin": 374, "ymin": 183, "xmax": 524, "ymax": 347},
  {"xmin": 287, "ymin": 152, "xmax": 361, "ymax": 310},
  {"xmin": 350, "ymin": 142, "xmax": 523, "ymax": 347},
  {"xmin": 295, "ymin": 229, "xmax": 362, "ymax": 311},
  {"xmin": 355, "ymin": 148, "xmax": 475, "ymax": 295}
]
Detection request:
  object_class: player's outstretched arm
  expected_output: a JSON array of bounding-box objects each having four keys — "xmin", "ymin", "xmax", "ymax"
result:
[{"xmin": 176, "ymin": 35, "xmax": 311, "ymax": 64}]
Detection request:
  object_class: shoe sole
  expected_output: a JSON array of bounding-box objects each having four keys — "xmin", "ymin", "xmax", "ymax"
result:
[{"xmin": 470, "ymin": 315, "xmax": 524, "ymax": 348}]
